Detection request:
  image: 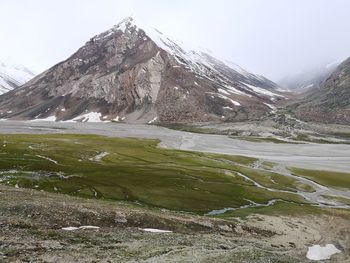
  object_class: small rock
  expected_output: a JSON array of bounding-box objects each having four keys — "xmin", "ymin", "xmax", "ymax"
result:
[
  {"xmin": 114, "ymin": 212, "xmax": 128, "ymax": 224},
  {"xmin": 218, "ymin": 225, "xmax": 232, "ymax": 232}
]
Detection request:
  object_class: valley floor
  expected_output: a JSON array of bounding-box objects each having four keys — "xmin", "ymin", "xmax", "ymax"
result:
[
  {"xmin": 0, "ymin": 120, "xmax": 349, "ymax": 262},
  {"xmin": 0, "ymin": 120, "xmax": 349, "ymax": 172}
]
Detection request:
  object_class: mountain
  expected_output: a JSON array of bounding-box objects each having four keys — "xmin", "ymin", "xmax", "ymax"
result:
[
  {"xmin": 0, "ymin": 60, "xmax": 35, "ymax": 95},
  {"xmin": 291, "ymin": 57, "xmax": 350, "ymax": 124},
  {"xmin": 0, "ymin": 17, "xmax": 286, "ymax": 123},
  {"xmin": 279, "ymin": 60, "xmax": 341, "ymax": 92}
]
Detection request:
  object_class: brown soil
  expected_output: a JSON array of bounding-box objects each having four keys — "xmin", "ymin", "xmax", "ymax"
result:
[{"xmin": 0, "ymin": 185, "xmax": 349, "ymax": 262}]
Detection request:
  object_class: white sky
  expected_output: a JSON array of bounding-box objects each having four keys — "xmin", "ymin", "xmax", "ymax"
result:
[{"xmin": 1, "ymin": 0, "xmax": 350, "ymax": 81}]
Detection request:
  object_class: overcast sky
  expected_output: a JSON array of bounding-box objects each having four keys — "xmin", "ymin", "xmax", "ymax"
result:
[{"xmin": 1, "ymin": 0, "xmax": 350, "ymax": 81}]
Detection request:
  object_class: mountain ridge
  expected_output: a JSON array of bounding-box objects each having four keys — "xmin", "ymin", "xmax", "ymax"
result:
[
  {"xmin": 0, "ymin": 17, "xmax": 286, "ymax": 123},
  {"xmin": 278, "ymin": 60, "xmax": 342, "ymax": 92},
  {"xmin": 291, "ymin": 56, "xmax": 350, "ymax": 124}
]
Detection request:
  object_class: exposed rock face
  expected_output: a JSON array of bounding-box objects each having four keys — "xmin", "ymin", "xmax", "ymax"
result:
[
  {"xmin": 0, "ymin": 60, "xmax": 35, "ymax": 95},
  {"xmin": 291, "ymin": 57, "xmax": 350, "ymax": 124},
  {"xmin": 0, "ymin": 17, "xmax": 285, "ymax": 123}
]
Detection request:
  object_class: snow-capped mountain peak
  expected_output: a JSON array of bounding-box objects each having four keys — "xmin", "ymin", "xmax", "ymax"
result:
[
  {"xmin": 0, "ymin": 17, "xmax": 286, "ymax": 123},
  {"xmin": 101, "ymin": 17, "xmax": 284, "ymax": 100},
  {"xmin": 0, "ymin": 59, "xmax": 35, "ymax": 94}
]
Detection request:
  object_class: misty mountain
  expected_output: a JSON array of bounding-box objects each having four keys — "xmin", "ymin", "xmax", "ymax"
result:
[
  {"xmin": 0, "ymin": 17, "xmax": 286, "ymax": 123},
  {"xmin": 0, "ymin": 60, "xmax": 35, "ymax": 95},
  {"xmin": 291, "ymin": 57, "xmax": 350, "ymax": 124},
  {"xmin": 278, "ymin": 60, "xmax": 341, "ymax": 92}
]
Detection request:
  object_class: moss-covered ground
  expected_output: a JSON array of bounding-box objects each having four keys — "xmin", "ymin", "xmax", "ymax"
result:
[
  {"xmin": 0, "ymin": 134, "xmax": 347, "ymax": 215},
  {"xmin": 288, "ymin": 167, "xmax": 350, "ymax": 190}
]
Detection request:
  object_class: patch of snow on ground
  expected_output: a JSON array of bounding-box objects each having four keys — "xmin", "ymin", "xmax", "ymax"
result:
[
  {"xmin": 218, "ymin": 93, "xmax": 241, "ymax": 106},
  {"xmin": 62, "ymin": 227, "xmax": 79, "ymax": 231},
  {"xmin": 72, "ymin": 112, "xmax": 103, "ymax": 123},
  {"xmin": 229, "ymin": 99, "xmax": 241, "ymax": 106},
  {"xmin": 223, "ymin": 106, "xmax": 233, "ymax": 111},
  {"xmin": 243, "ymin": 83, "xmax": 284, "ymax": 98},
  {"xmin": 30, "ymin": 116, "xmax": 57, "ymax": 122},
  {"xmin": 218, "ymin": 88, "xmax": 230, "ymax": 95},
  {"xmin": 140, "ymin": 228, "xmax": 173, "ymax": 233},
  {"xmin": 62, "ymin": 226, "xmax": 100, "ymax": 231},
  {"xmin": 148, "ymin": 116, "xmax": 158, "ymax": 124},
  {"xmin": 306, "ymin": 244, "xmax": 341, "ymax": 261},
  {"xmin": 263, "ymin": 103, "xmax": 276, "ymax": 110},
  {"xmin": 79, "ymin": 226, "xmax": 100, "ymax": 230},
  {"xmin": 224, "ymin": 85, "xmax": 250, "ymax": 97},
  {"xmin": 208, "ymin": 92, "xmax": 241, "ymax": 107}
]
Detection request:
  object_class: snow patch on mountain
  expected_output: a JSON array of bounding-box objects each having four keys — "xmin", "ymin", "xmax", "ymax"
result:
[
  {"xmin": 243, "ymin": 83, "xmax": 284, "ymax": 98},
  {"xmin": 72, "ymin": 112, "xmax": 104, "ymax": 122},
  {"xmin": 30, "ymin": 116, "xmax": 57, "ymax": 122},
  {"xmin": 0, "ymin": 60, "xmax": 35, "ymax": 94}
]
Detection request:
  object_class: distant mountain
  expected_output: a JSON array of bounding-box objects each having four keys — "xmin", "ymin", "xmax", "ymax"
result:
[
  {"xmin": 291, "ymin": 57, "xmax": 350, "ymax": 124},
  {"xmin": 0, "ymin": 60, "xmax": 35, "ymax": 95},
  {"xmin": 279, "ymin": 60, "xmax": 341, "ymax": 92},
  {"xmin": 0, "ymin": 17, "xmax": 286, "ymax": 123}
]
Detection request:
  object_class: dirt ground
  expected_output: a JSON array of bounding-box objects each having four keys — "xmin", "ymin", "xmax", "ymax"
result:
[{"xmin": 0, "ymin": 185, "xmax": 349, "ymax": 262}]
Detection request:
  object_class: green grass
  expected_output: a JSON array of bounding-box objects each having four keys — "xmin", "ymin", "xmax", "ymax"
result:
[
  {"xmin": 0, "ymin": 134, "xmax": 312, "ymax": 214},
  {"xmin": 288, "ymin": 167, "xmax": 350, "ymax": 190},
  {"xmin": 223, "ymin": 165, "xmax": 315, "ymax": 193},
  {"xmin": 261, "ymin": 161, "xmax": 275, "ymax": 169},
  {"xmin": 321, "ymin": 195, "xmax": 350, "ymax": 205}
]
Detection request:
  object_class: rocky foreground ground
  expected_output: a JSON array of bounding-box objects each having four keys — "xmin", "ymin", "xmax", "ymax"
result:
[{"xmin": 0, "ymin": 184, "xmax": 349, "ymax": 262}]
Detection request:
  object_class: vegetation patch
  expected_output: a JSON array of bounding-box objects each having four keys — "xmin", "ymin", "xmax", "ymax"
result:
[
  {"xmin": 321, "ymin": 195, "xmax": 350, "ymax": 205},
  {"xmin": 288, "ymin": 167, "xmax": 350, "ymax": 189},
  {"xmin": 0, "ymin": 134, "xmax": 322, "ymax": 214}
]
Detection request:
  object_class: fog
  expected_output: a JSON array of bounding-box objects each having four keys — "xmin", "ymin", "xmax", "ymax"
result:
[{"xmin": 1, "ymin": 0, "xmax": 350, "ymax": 81}]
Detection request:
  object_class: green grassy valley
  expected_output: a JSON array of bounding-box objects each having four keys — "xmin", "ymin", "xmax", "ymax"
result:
[{"xmin": 1, "ymin": 134, "xmax": 348, "ymax": 215}]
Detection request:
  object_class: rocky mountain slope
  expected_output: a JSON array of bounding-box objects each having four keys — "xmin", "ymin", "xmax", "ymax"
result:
[
  {"xmin": 291, "ymin": 57, "xmax": 350, "ymax": 124},
  {"xmin": 0, "ymin": 60, "xmax": 35, "ymax": 95},
  {"xmin": 279, "ymin": 60, "xmax": 340, "ymax": 92},
  {"xmin": 0, "ymin": 17, "xmax": 286, "ymax": 123}
]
